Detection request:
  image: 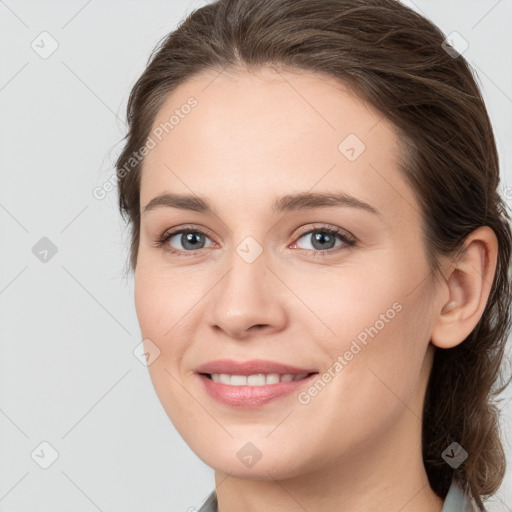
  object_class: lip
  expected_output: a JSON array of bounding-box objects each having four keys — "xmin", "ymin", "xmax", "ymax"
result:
[
  {"xmin": 195, "ymin": 359, "xmax": 319, "ymax": 408},
  {"xmin": 195, "ymin": 358, "xmax": 317, "ymax": 376}
]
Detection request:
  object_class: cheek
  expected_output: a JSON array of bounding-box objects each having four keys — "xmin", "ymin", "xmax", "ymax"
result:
[
  {"xmin": 134, "ymin": 262, "xmax": 190, "ymax": 339},
  {"xmin": 302, "ymin": 256, "xmax": 433, "ymax": 402},
  {"xmin": 134, "ymin": 268, "xmax": 161, "ymax": 338},
  {"xmin": 286, "ymin": 262, "xmax": 403, "ymax": 348},
  {"xmin": 134, "ymin": 266, "xmax": 184, "ymax": 383},
  {"xmin": 134, "ymin": 268, "xmax": 196, "ymax": 426},
  {"xmin": 134, "ymin": 264, "xmax": 206, "ymax": 377}
]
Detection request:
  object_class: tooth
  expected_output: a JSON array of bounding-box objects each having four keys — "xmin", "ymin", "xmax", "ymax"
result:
[
  {"xmin": 209, "ymin": 373, "xmax": 308, "ymax": 385},
  {"xmin": 247, "ymin": 374, "xmax": 267, "ymax": 386},
  {"xmin": 266, "ymin": 373, "xmax": 280, "ymax": 384},
  {"xmin": 219, "ymin": 374, "xmax": 232, "ymax": 384},
  {"xmin": 230, "ymin": 375, "xmax": 248, "ymax": 386}
]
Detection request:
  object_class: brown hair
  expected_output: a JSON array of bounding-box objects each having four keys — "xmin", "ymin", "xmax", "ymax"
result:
[{"xmin": 116, "ymin": 0, "xmax": 512, "ymax": 507}]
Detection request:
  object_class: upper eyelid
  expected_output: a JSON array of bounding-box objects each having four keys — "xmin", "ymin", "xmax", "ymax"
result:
[
  {"xmin": 162, "ymin": 224, "xmax": 355, "ymax": 248},
  {"xmin": 294, "ymin": 223, "xmax": 355, "ymax": 240}
]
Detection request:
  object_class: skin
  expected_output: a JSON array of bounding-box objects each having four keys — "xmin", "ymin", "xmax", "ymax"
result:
[{"xmin": 134, "ymin": 66, "xmax": 498, "ymax": 512}]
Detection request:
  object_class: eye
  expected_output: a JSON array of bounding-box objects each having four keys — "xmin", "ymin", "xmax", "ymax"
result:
[
  {"xmin": 154, "ymin": 223, "xmax": 356, "ymax": 258},
  {"xmin": 291, "ymin": 225, "xmax": 356, "ymax": 255},
  {"xmin": 155, "ymin": 226, "xmax": 215, "ymax": 256}
]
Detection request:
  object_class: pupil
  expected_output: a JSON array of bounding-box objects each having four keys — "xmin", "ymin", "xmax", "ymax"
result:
[
  {"xmin": 313, "ymin": 232, "xmax": 335, "ymax": 250},
  {"xmin": 182, "ymin": 232, "xmax": 204, "ymax": 250}
]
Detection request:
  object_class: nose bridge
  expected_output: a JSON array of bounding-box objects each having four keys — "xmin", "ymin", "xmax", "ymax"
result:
[
  {"xmin": 218, "ymin": 240, "xmax": 270, "ymax": 310},
  {"xmin": 206, "ymin": 236, "xmax": 287, "ymax": 337}
]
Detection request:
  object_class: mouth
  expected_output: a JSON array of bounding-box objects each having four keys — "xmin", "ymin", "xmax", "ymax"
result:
[
  {"xmin": 194, "ymin": 359, "xmax": 319, "ymax": 407},
  {"xmin": 200, "ymin": 372, "xmax": 317, "ymax": 386},
  {"xmin": 196, "ymin": 370, "xmax": 320, "ymax": 408}
]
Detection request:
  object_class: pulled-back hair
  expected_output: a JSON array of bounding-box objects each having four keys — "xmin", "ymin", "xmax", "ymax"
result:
[{"xmin": 116, "ymin": 0, "xmax": 512, "ymax": 507}]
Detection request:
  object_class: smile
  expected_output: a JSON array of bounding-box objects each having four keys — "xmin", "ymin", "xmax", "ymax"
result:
[
  {"xmin": 198, "ymin": 372, "xmax": 319, "ymax": 408},
  {"xmin": 206, "ymin": 372, "xmax": 312, "ymax": 385}
]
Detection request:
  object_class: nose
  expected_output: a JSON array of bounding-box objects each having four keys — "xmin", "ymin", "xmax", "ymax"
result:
[{"xmin": 205, "ymin": 248, "xmax": 288, "ymax": 340}]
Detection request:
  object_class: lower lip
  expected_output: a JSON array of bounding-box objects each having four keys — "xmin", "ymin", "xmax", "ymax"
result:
[{"xmin": 197, "ymin": 373, "xmax": 317, "ymax": 408}]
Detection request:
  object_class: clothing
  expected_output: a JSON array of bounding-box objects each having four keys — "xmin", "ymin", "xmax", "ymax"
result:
[
  {"xmin": 196, "ymin": 475, "xmax": 482, "ymax": 512},
  {"xmin": 441, "ymin": 477, "xmax": 483, "ymax": 512},
  {"xmin": 197, "ymin": 489, "xmax": 217, "ymax": 512}
]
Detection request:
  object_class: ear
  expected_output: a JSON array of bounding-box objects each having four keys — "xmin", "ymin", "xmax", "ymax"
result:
[{"xmin": 430, "ymin": 226, "xmax": 498, "ymax": 349}]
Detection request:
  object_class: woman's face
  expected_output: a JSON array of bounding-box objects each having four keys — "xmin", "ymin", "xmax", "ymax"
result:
[{"xmin": 134, "ymin": 66, "xmax": 439, "ymax": 479}]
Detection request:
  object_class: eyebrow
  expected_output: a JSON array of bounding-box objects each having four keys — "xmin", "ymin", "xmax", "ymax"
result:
[{"xmin": 142, "ymin": 191, "xmax": 380, "ymax": 216}]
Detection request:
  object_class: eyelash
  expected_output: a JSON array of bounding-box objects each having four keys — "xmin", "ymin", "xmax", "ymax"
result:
[{"xmin": 153, "ymin": 223, "xmax": 357, "ymax": 258}]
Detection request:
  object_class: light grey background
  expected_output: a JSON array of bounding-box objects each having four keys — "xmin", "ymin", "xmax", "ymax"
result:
[{"xmin": 0, "ymin": 1, "xmax": 511, "ymax": 511}]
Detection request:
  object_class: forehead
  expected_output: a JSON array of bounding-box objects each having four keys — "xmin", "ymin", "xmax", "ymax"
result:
[{"xmin": 140, "ymin": 66, "xmax": 417, "ymax": 225}]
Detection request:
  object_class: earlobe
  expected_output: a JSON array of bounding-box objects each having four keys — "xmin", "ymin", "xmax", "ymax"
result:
[{"xmin": 431, "ymin": 226, "xmax": 498, "ymax": 350}]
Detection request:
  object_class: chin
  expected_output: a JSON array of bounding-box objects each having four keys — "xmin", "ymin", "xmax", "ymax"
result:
[{"xmin": 190, "ymin": 441, "xmax": 310, "ymax": 481}]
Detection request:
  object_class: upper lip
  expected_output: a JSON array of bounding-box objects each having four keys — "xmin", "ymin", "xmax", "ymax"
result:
[{"xmin": 196, "ymin": 359, "xmax": 318, "ymax": 376}]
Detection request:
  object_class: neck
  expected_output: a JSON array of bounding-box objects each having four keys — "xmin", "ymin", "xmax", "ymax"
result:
[
  {"xmin": 212, "ymin": 346, "xmax": 444, "ymax": 512},
  {"xmin": 214, "ymin": 407, "xmax": 443, "ymax": 512}
]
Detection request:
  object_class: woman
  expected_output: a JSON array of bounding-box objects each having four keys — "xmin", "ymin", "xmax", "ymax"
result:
[{"xmin": 116, "ymin": 0, "xmax": 512, "ymax": 510}]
